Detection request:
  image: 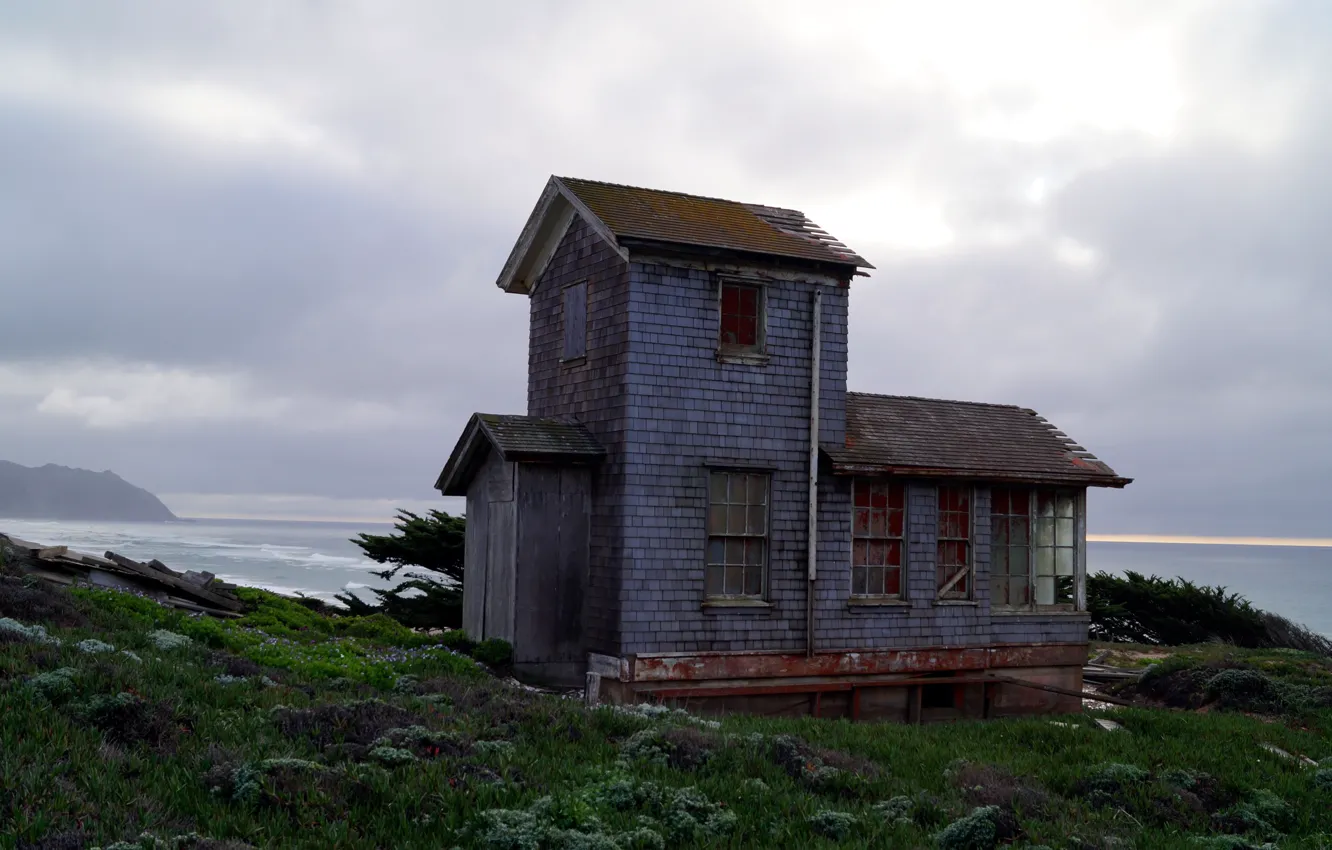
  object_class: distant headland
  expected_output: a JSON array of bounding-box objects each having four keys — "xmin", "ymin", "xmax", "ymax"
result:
[{"xmin": 0, "ymin": 460, "xmax": 176, "ymax": 522}]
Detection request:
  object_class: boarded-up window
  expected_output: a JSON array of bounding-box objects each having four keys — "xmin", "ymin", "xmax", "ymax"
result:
[
  {"xmin": 706, "ymin": 471, "xmax": 768, "ymax": 598},
  {"xmin": 852, "ymin": 479, "xmax": 905, "ymax": 597},
  {"xmin": 991, "ymin": 488, "xmax": 1079, "ymax": 609},
  {"xmin": 719, "ymin": 282, "xmax": 762, "ymax": 352},
  {"xmin": 936, "ymin": 486, "xmax": 972, "ymax": 599},
  {"xmin": 563, "ymin": 282, "xmax": 587, "ymax": 360}
]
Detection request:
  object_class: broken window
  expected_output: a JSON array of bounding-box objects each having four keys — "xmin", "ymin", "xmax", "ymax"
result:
[
  {"xmin": 936, "ymin": 486, "xmax": 972, "ymax": 599},
  {"xmin": 706, "ymin": 471, "xmax": 769, "ymax": 599},
  {"xmin": 990, "ymin": 488, "xmax": 1080, "ymax": 610},
  {"xmin": 562, "ymin": 281, "xmax": 587, "ymax": 360},
  {"xmin": 718, "ymin": 282, "xmax": 763, "ymax": 354},
  {"xmin": 851, "ymin": 479, "xmax": 906, "ymax": 598}
]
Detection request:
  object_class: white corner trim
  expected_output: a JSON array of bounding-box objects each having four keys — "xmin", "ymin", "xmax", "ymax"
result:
[
  {"xmin": 496, "ymin": 178, "xmax": 561, "ymax": 293},
  {"xmin": 525, "ymin": 203, "xmax": 576, "ymax": 297}
]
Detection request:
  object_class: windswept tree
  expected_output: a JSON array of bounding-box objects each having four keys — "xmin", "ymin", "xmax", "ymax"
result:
[{"xmin": 337, "ymin": 509, "xmax": 465, "ymax": 629}]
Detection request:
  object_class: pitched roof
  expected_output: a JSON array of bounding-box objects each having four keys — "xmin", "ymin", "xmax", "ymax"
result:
[
  {"xmin": 825, "ymin": 393, "xmax": 1130, "ymax": 488},
  {"xmin": 496, "ymin": 176, "xmax": 871, "ymax": 293},
  {"xmin": 435, "ymin": 413, "xmax": 605, "ymax": 496},
  {"xmin": 558, "ymin": 177, "xmax": 872, "ymax": 270}
]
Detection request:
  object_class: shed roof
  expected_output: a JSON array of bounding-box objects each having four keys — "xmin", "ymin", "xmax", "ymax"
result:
[
  {"xmin": 558, "ymin": 177, "xmax": 872, "ymax": 270},
  {"xmin": 496, "ymin": 176, "xmax": 871, "ymax": 293},
  {"xmin": 826, "ymin": 393, "xmax": 1130, "ymax": 487},
  {"xmin": 435, "ymin": 413, "xmax": 605, "ymax": 496}
]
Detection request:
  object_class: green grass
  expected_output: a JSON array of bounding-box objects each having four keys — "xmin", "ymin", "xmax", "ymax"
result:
[{"xmin": 3, "ymin": 581, "xmax": 1332, "ymax": 849}]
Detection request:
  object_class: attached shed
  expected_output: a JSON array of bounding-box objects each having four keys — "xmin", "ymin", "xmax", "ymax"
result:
[{"xmin": 436, "ymin": 413, "xmax": 605, "ymax": 686}]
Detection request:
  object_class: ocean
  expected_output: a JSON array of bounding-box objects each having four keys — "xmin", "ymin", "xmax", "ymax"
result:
[{"xmin": 1, "ymin": 518, "xmax": 1329, "ymax": 635}]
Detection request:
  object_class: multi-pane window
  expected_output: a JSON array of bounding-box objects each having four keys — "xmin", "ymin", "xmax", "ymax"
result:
[
  {"xmin": 852, "ymin": 479, "xmax": 906, "ymax": 597},
  {"xmin": 562, "ymin": 281, "xmax": 587, "ymax": 360},
  {"xmin": 719, "ymin": 282, "xmax": 762, "ymax": 353},
  {"xmin": 990, "ymin": 488, "xmax": 1080, "ymax": 610},
  {"xmin": 706, "ymin": 471, "xmax": 769, "ymax": 598},
  {"xmin": 936, "ymin": 486, "xmax": 972, "ymax": 599}
]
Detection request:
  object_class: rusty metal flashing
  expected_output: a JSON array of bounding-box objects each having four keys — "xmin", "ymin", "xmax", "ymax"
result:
[
  {"xmin": 822, "ymin": 457, "xmax": 1132, "ymax": 489},
  {"xmin": 604, "ymin": 642, "xmax": 1087, "ymax": 684}
]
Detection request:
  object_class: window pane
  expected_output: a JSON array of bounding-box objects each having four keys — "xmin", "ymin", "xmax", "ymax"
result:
[
  {"xmin": 1009, "ymin": 546, "xmax": 1028, "ymax": 578},
  {"xmin": 739, "ymin": 286, "xmax": 758, "ymax": 315},
  {"xmin": 705, "ymin": 565, "xmax": 723, "ymax": 597},
  {"xmin": 884, "ymin": 567, "xmax": 901, "ymax": 596},
  {"xmin": 853, "ymin": 508, "xmax": 870, "ymax": 537},
  {"xmin": 707, "ymin": 539, "xmax": 724, "ymax": 565},
  {"xmin": 747, "ymin": 474, "xmax": 767, "ymax": 505},
  {"xmin": 1037, "ymin": 491, "xmax": 1056, "ymax": 517},
  {"xmin": 708, "ymin": 505, "xmax": 727, "ymax": 534},
  {"xmin": 991, "ymin": 576, "xmax": 1009, "ymax": 606},
  {"xmin": 852, "ymin": 540, "xmax": 868, "ymax": 566},
  {"xmin": 888, "ymin": 509, "xmax": 904, "ymax": 537},
  {"xmin": 728, "ymin": 505, "xmax": 746, "ymax": 533},
  {"xmin": 854, "ymin": 480, "xmax": 870, "ymax": 508},
  {"xmin": 1011, "ymin": 518, "xmax": 1029, "ymax": 546},
  {"xmin": 852, "ymin": 566, "xmax": 867, "ymax": 596},
  {"xmin": 870, "ymin": 485, "xmax": 887, "ymax": 509},
  {"xmin": 1056, "ymin": 547, "xmax": 1075, "ymax": 577},
  {"xmin": 1035, "ymin": 575, "xmax": 1055, "ymax": 605},
  {"xmin": 992, "ymin": 546, "xmax": 1008, "ymax": 575},
  {"xmin": 888, "ymin": 484, "xmax": 906, "ymax": 510},
  {"xmin": 887, "ymin": 540, "xmax": 903, "ymax": 567},
  {"xmin": 747, "ymin": 505, "xmax": 766, "ymax": 535},
  {"xmin": 868, "ymin": 540, "xmax": 886, "ymax": 566},
  {"xmin": 725, "ymin": 566, "xmax": 744, "ymax": 595},
  {"xmin": 869, "ymin": 509, "xmax": 886, "ymax": 537},
  {"xmin": 745, "ymin": 539, "xmax": 765, "ymax": 566},
  {"xmin": 1056, "ymin": 518, "xmax": 1074, "ymax": 547},
  {"xmin": 993, "ymin": 520, "xmax": 1009, "ymax": 548},
  {"xmin": 744, "ymin": 566, "xmax": 763, "ymax": 596},
  {"xmin": 1057, "ymin": 493, "xmax": 1075, "ymax": 518},
  {"xmin": 1035, "ymin": 548, "xmax": 1055, "ymax": 577},
  {"xmin": 720, "ymin": 313, "xmax": 740, "ymax": 345},
  {"xmin": 721, "ymin": 284, "xmax": 740, "ymax": 314},
  {"xmin": 1035, "ymin": 517, "xmax": 1054, "ymax": 547},
  {"xmin": 1056, "ymin": 575, "xmax": 1075, "ymax": 604},
  {"xmin": 709, "ymin": 473, "xmax": 727, "ymax": 504},
  {"xmin": 725, "ymin": 538, "xmax": 744, "ymax": 565},
  {"xmin": 1011, "ymin": 575, "xmax": 1030, "ymax": 605},
  {"xmin": 736, "ymin": 316, "xmax": 757, "ymax": 346},
  {"xmin": 991, "ymin": 489, "xmax": 1010, "ymax": 515}
]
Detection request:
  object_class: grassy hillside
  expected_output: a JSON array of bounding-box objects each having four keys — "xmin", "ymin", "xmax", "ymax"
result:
[{"xmin": 2, "ymin": 570, "xmax": 1331, "ymax": 849}]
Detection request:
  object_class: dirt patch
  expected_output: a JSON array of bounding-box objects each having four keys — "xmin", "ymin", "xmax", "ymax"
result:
[
  {"xmin": 270, "ymin": 699, "xmax": 432, "ymax": 749},
  {"xmin": 950, "ymin": 763, "xmax": 1052, "ymax": 818},
  {"xmin": 0, "ymin": 576, "xmax": 88, "ymax": 629},
  {"xmin": 76, "ymin": 693, "xmax": 184, "ymax": 752}
]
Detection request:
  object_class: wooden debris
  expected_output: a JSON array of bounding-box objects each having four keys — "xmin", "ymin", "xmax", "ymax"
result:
[
  {"xmin": 1260, "ymin": 742, "xmax": 1318, "ymax": 767},
  {"xmin": 1094, "ymin": 718, "xmax": 1124, "ymax": 732},
  {"xmin": 1, "ymin": 531, "xmax": 244, "ymax": 618}
]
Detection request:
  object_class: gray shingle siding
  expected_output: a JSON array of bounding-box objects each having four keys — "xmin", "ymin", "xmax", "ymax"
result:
[
  {"xmin": 525, "ymin": 223, "xmax": 1088, "ymax": 660},
  {"xmin": 527, "ymin": 215, "xmax": 630, "ymax": 655}
]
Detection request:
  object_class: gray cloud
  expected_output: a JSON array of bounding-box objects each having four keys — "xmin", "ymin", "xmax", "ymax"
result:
[{"xmin": 0, "ymin": 1, "xmax": 1327, "ymax": 536}]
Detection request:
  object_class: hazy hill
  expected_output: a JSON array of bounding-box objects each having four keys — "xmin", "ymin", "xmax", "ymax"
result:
[{"xmin": 0, "ymin": 460, "xmax": 177, "ymax": 522}]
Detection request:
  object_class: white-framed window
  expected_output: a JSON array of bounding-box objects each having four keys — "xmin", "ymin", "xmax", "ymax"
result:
[
  {"xmin": 936, "ymin": 485, "xmax": 973, "ymax": 600},
  {"xmin": 851, "ymin": 479, "xmax": 906, "ymax": 598},
  {"xmin": 706, "ymin": 470, "xmax": 769, "ymax": 599},
  {"xmin": 990, "ymin": 487, "xmax": 1080, "ymax": 610}
]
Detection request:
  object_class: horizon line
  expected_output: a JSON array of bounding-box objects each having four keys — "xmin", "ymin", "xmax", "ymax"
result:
[{"xmin": 1089, "ymin": 533, "xmax": 1332, "ymax": 548}]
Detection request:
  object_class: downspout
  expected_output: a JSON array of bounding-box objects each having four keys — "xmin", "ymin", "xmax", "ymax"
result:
[{"xmin": 806, "ymin": 288, "xmax": 823, "ymax": 658}]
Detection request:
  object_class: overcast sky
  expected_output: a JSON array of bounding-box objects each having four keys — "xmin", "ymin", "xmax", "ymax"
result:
[{"xmin": 1, "ymin": 1, "xmax": 1327, "ymax": 535}]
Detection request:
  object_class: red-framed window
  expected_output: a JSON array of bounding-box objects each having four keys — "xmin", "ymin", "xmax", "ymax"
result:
[
  {"xmin": 936, "ymin": 486, "xmax": 972, "ymax": 599},
  {"xmin": 852, "ymin": 479, "xmax": 906, "ymax": 597},
  {"xmin": 719, "ymin": 282, "xmax": 762, "ymax": 352}
]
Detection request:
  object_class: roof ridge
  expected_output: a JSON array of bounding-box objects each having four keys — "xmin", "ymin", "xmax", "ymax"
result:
[
  {"xmin": 846, "ymin": 391, "xmax": 1026, "ymax": 411},
  {"xmin": 556, "ymin": 175, "xmax": 760, "ymax": 209}
]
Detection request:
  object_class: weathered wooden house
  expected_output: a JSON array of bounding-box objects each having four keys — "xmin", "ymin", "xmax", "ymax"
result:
[{"xmin": 436, "ymin": 176, "xmax": 1131, "ymax": 721}]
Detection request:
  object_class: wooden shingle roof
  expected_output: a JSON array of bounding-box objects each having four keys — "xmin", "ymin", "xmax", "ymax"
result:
[
  {"xmin": 825, "ymin": 393, "xmax": 1130, "ymax": 488},
  {"xmin": 435, "ymin": 413, "xmax": 605, "ymax": 496},
  {"xmin": 558, "ymin": 177, "xmax": 872, "ymax": 270}
]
